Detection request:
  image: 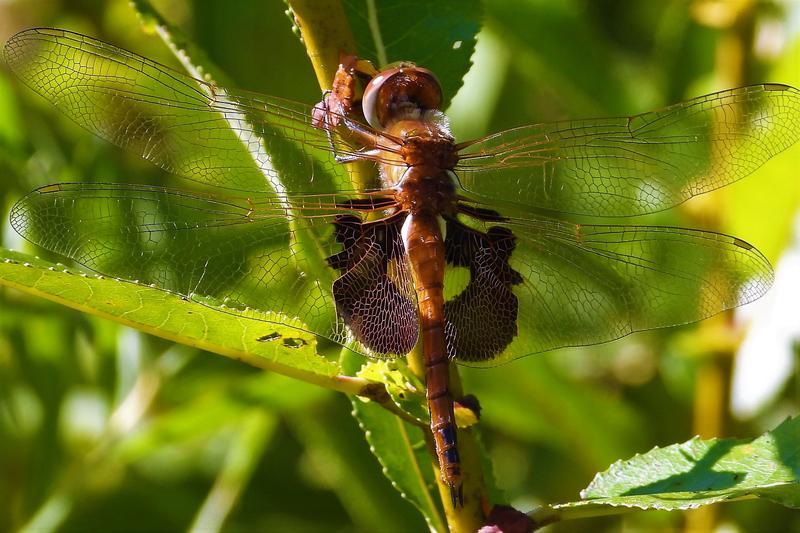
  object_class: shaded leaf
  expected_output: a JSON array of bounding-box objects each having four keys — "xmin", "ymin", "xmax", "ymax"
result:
[
  {"xmin": 343, "ymin": 0, "xmax": 482, "ymax": 103},
  {"xmin": 485, "ymin": 0, "xmax": 637, "ymax": 116},
  {"xmin": 131, "ymin": 0, "xmax": 234, "ymax": 86}
]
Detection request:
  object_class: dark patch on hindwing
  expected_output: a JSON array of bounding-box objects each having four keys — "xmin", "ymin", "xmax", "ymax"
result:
[
  {"xmin": 327, "ymin": 212, "xmax": 418, "ymax": 355},
  {"xmin": 444, "ymin": 214, "xmax": 523, "ymax": 362}
]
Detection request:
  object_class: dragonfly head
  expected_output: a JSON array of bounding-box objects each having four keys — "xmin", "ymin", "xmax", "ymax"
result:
[{"xmin": 362, "ymin": 63, "xmax": 443, "ymax": 130}]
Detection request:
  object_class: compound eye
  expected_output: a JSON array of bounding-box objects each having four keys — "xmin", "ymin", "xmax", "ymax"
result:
[
  {"xmin": 362, "ymin": 67, "xmax": 443, "ymax": 130},
  {"xmin": 362, "ymin": 68, "xmax": 400, "ymax": 129}
]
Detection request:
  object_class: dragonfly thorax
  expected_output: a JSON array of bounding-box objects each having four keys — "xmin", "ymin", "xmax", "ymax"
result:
[
  {"xmin": 395, "ymin": 167, "xmax": 458, "ymax": 216},
  {"xmin": 380, "ymin": 116, "xmax": 458, "ymax": 188}
]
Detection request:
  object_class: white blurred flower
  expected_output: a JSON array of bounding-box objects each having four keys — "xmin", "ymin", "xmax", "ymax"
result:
[{"xmin": 731, "ymin": 213, "xmax": 800, "ymax": 419}]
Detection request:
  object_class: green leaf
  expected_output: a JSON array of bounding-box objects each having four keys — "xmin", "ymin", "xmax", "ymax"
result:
[
  {"xmin": 343, "ymin": 352, "xmax": 446, "ymax": 531},
  {"xmin": 343, "ymin": 0, "xmax": 482, "ymax": 104},
  {"xmin": 357, "ymin": 360, "xmax": 428, "ymax": 425},
  {"xmin": 130, "ymin": 0, "xmax": 233, "ymax": 86},
  {"xmin": 0, "ymin": 248, "xmax": 344, "ymax": 384},
  {"xmin": 288, "ymin": 398, "xmax": 427, "ymax": 531},
  {"xmin": 128, "ymin": 1, "xmax": 353, "ymax": 286},
  {"xmin": 486, "ymin": 0, "xmax": 639, "ymax": 115},
  {"xmin": 554, "ymin": 416, "xmax": 800, "ymax": 515},
  {"xmin": 2, "ymin": 20, "xmax": 367, "ymax": 393}
]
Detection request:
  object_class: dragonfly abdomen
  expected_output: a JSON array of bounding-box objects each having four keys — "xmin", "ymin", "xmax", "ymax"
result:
[{"xmin": 402, "ymin": 211, "xmax": 463, "ymax": 506}]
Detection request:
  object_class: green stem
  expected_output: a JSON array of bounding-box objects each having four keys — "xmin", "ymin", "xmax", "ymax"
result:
[
  {"xmin": 531, "ymin": 493, "xmax": 763, "ymax": 530},
  {"xmin": 288, "ymin": 0, "xmax": 375, "ymax": 191},
  {"xmin": 528, "ymin": 503, "xmax": 625, "ymax": 529},
  {"xmin": 286, "ymin": 0, "xmax": 356, "ymax": 90}
]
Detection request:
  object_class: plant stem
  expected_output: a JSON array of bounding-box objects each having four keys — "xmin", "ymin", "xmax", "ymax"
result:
[
  {"xmin": 683, "ymin": 3, "xmax": 755, "ymax": 531},
  {"xmin": 408, "ymin": 317, "xmax": 487, "ymax": 532},
  {"xmin": 285, "ymin": 0, "xmax": 355, "ymax": 91},
  {"xmin": 436, "ymin": 368, "xmax": 488, "ymax": 531},
  {"xmin": 288, "ymin": 0, "xmax": 376, "ymax": 191},
  {"xmin": 529, "ymin": 502, "xmax": 628, "ymax": 528}
]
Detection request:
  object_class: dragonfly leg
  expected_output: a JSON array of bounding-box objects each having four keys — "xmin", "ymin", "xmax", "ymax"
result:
[
  {"xmin": 313, "ymin": 92, "xmax": 387, "ymax": 164},
  {"xmin": 311, "ymin": 90, "xmax": 344, "ymax": 159}
]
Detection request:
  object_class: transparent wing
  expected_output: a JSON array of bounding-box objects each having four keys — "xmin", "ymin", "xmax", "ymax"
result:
[
  {"xmin": 9, "ymin": 183, "xmax": 418, "ymax": 357},
  {"xmin": 3, "ymin": 27, "xmax": 397, "ymax": 195},
  {"xmin": 443, "ymin": 211, "xmax": 773, "ymax": 365},
  {"xmin": 456, "ymin": 84, "xmax": 800, "ymax": 216}
]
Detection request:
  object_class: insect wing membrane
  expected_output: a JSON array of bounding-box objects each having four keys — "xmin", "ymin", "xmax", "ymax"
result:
[
  {"xmin": 2, "ymin": 27, "xmax": 382, "ymax": 196},
  {"xmin": 456, "ymin": 84, "xmax": 800, "ymax": 217},
  {"xmin": 9, "ymin": 183, "xmax": 412, "ymax": 354},
  {"xmin": 442, "ymin": 212, "xmax": 773, "ymax": 365}
]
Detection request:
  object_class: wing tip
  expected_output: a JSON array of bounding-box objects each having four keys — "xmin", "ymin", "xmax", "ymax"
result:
[
  {"xmin": 3, "ymin": 27, "xmax": 86, "ymax": 74},
  {"xmin": 3, "ymin": 27, "xmax": 49, "ymax": 74}
]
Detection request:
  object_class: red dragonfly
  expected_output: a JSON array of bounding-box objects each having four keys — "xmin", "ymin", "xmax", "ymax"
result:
[{"xmin": 5, "ymin": 28, "xmax": 799, "ymax": 506}]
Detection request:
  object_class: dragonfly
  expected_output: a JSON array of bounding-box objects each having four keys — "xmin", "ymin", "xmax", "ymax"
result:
[{"xmin": 4, "ymin": 27, "xmax": 799, "ymax": 507}]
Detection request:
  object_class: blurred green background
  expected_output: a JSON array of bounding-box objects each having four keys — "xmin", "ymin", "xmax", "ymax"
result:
[{"xmin": 1, "ymin": 0, "xmax": 798, "ymax": 531}]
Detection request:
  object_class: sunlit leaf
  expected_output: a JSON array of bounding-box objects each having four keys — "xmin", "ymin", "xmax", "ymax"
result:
[
  {"xmin": 358, "ymin": 360, "xmax": 427, "ymax": 425},
  {"xmin": 0, "ymin": 248, "xmax": 340, "ymax": 381},
  {"xmin": 553, "ymin": 416, "xmax": 800, "ymax": 513},
  {"xmin": 343, "ymin": 353, "xmax": 446, "ymax": 531}
]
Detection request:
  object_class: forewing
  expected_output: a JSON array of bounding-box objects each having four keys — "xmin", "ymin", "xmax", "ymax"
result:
[
  {"xmin": 444, "ymin": 212, "xmax": 773, "ymax": 365},
  {"xmin": 3, "ymin": 27, "xmax": 390, "ymax": 195},
  {"xmin": 9, "ymin": 183, "xmax": 417, "ymax": 357},
  {"xmin": 456, "ymin": 84, "xmax": 800, "ymax": 216}
]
